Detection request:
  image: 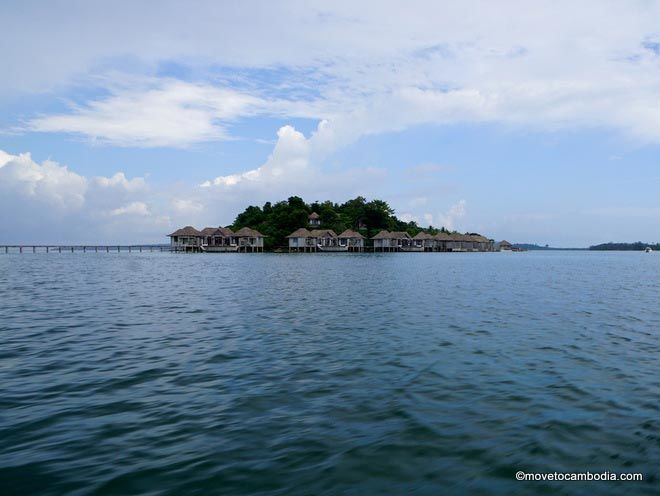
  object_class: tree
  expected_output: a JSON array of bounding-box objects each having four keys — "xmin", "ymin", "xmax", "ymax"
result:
[{"xmin": 230, "ymin": 196, "xmax": 467, "ymax": 249}]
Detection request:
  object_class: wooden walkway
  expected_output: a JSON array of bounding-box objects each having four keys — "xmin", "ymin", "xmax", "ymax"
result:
[{"xmin": 0, "ymin": 245, "xmax": 173, "ymax": 253}]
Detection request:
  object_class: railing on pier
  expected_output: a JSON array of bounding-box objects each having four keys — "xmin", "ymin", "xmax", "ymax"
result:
[{"xmin": 0, "ymin": 245, "xmax": 174, "ymax": 254}]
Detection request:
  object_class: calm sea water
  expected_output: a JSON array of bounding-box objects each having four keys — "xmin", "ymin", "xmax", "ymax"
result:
[{"xmin": 1, "ymin": 251, "xmax": 659, "ymax": 495}]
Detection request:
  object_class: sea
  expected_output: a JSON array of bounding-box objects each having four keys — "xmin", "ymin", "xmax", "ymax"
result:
[{"xmin": 1, "ymin": 251, "xmax": 659, "ymax": 495}]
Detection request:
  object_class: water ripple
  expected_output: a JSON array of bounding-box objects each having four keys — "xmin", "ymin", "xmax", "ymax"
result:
[{"xmin": 0, "ymin": 251, "xmax": 659, "ymax": 495}]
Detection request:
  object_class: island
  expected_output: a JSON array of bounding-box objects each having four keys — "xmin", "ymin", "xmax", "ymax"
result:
[{"xmin": 167, "ymin": 196, "xmax": 509, "ymax": 253}]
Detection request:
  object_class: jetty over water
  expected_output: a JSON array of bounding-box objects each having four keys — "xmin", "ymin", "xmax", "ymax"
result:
[{"xmin": 0, "ymin": 245, "xmax": 172, "ymax": 254}]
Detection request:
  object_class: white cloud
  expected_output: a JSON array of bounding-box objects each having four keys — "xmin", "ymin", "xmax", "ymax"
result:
[
  {"xmin": 0, "ymin": 151, "xmax": 86, "ymax": 210},
  {"xmin": 109, "ymin": 202, "xmax": 150, "ymax": 217},
  {"xmin": 172, "ymin": 199, "xmax": 204, "ymax": 214},
  {"xmin": 399, "ymin": 213, "xmax": 418, "ymax": 223},
  {"xmin": 201, "ymin": 125, "xmax": 310, "ymax": 187},
  {"xmin": 26, "ymin": 80, "xmax": 265, "ymax": 147},
  {"xmin": 9, "ymin": 2, "xmax": 660, "ymax": 146},
  {"xmin": 6, "ymin": 2, "xmax": 660, "ymax": 245},
  {"xmin": 0, "ymin": 150, "xmax": 168, "ymax": 243},
  {"xmin": 93, "ymin": 172, "xmax": 146, "ymax": 192},
  {"xmin": 432, "ymin": 200, "xmax": 467, "ymax": 231}
]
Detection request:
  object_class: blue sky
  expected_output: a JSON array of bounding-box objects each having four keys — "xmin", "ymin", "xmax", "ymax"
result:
[{"xmin": 1, "ymin": 0, "xmax": 660, "ymax": 246}]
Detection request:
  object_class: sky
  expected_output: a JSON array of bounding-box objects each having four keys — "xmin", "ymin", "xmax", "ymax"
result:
[{"xmin": 2, "ymin": 1, "xmax": 660, "ymax": 246}]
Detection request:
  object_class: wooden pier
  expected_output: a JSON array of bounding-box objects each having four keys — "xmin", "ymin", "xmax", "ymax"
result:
[{"xmin": 0, "ymin": 245, "xmax": 173, "ymax": 254}]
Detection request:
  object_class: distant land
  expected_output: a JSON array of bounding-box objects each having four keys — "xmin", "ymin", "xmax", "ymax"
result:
[
  {"xmin": 513, "ymin": 244, "xmax": 587, "ymax": 251},
  {"xmin": 514, "ymin": 242, "xmax": 659, "ymax": 251},
  {"xmin": 589, "ymin": 242, "xmax": 660, "ymax": 251}
]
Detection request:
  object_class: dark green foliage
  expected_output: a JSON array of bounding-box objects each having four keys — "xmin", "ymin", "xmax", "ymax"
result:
[
  {"xmin": 230, "ymin": 196, "xmax": 448, "ymax": 249},
  {"xmin": 590, "ymin": 242, "xmax": 660, "ymax": 251},
  {"xmin": 513, "ymin": 243, "xmax": 584, "ymax": 251}
]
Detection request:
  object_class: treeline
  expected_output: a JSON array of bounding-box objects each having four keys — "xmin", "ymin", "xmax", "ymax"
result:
[
  {"xmin": 231, "ymin": 196, "xmax": 450, "ymax": 250},
  {"xmin": 589, "ymin": 242, "xmax": 660, "ymax": 251},
  {"xmin": 514, "ymin": 244, "xmax": 584, "ymax": 251}
]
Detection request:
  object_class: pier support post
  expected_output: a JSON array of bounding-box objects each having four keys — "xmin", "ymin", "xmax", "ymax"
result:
[
  {"xmin": 46, "ymin": 246, "xmax": 49, "ymax": 253},
  {"xmin": 71, "ymin": 246, "xmax": 74, "ymax": 253},
  {"xmin": 83, "ymin": 246, "xmax": 86, "ymax": 253},
  {"xmin": 33, "ymin": 246, "xmax": 36, "ymax": 253},
  {"xmin": 58, "ymin": 247, "xmax": 61, "ymax": 253},
  {"xmin": 20, "ymin": 247, "xmax": 22, "ymax": 253}
]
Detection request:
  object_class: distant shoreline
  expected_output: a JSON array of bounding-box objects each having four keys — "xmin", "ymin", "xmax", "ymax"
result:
[{"xmin": 589, "ymin": 242, "xmax": 659, "ymax": 251}]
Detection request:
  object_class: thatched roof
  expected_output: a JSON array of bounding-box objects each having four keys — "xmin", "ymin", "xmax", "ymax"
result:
[
  {"xmin": 469, "ymin": 234, "xmax": 490, "ymax": 242},
  {"xmin": 200, "ymin": 227, "xmax": 217, "ymax": 236},
  {"xmin": 213, "ymin": 227, "xmax": 234, "ymax": 236},
  {"xmin": 413, "ymin": 232, "xmax": 433, "ymax": 240},
  {"xmin": 168, "ymin": 226, "xmax": 201, "ymax": 237},
  {"xmin": 338, "ymin": 229, "xmax": 365, "ymax": 239},
  {"xmin": 287, "ymin": 228, "xmax": 312, "ymax": 238},
  {"xmin": 372, "ymin": 230, "xmax": 412, "ymax": 240},
  {"xmin": 234, "ymin": 227, "xmax": 265, "ymax": 237},
  {"xmin": 434, "ymin": 232, "xmax": 452, "ymax": 241},
  {"xmin": 310, "ymin": 229, "xmax": 337, "ymax": 238},
  {"xmin": 499, "ymin": 240, "xmax": 512, "ymax": 246},
  {"xmin": 308, "ymin": 212, "xmax": 320, "ymax": 219}
]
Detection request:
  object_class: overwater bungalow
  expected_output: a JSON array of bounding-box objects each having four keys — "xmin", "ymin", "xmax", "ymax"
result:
[
  {"xmin": 392, "ymin": 232, "xmax": 414, "ymax": 251},
  {"xmin": 447, "ymin": 233, "xmax": 466, "ymax": 251},
  {"xmin": 286, "ymin": 228, "xmax": 347, "ymax": 251},
  {"xmin": 308, "ymin": 212, "xmax": 321, "ymax": 226},
  {"xmin": 287, "ymin": 228, "xmax": 314, "ymax": 252},
  {"xmin": 469, "ymin": 234, "xmax": 494, "ymax": 252},
  {"xmin": 372, "ymin": 230, "xmax": 413, "ymax": 251},
  {"xmin": 458, "ymin": 234, "xmax": 476, "ymax": 251},
  {"xmin": 168, "ymin": 225, "xmax": 264, "ymax": 252},
  {"xmin": 206, "ymin": 227, "xmax": 237, "ymax": 252},
  {"xmin": 233, "ymin": 227, "xmax": 266, "ymax": 252},
  {"xmin": 497, "ymin": 240, "xmax": 513, "ymax": 251},
  {"xmin": 168, "ymin": 226, "xmax": 203, "ymax": 252},
  {"xmin": 412, "ymin": 232, "xmax": 434, "ymax": 251},
  {"xmin": 310, "ymin": 229, "xmax": 343, "ymax": 251},
  {"xmin": 432, "ymin": 232, "xmax": 452, "ymax": 251},
  {"xmin": 287, "ymin": 227, "xmax": 316, "ymax": 252},
  {"xmin": 372, "ymin": 230, "xmax": 392, "ymax": 251},
  {"xmin": 338, "ymin": 229, "xmax": 365, "ymax": 251},
  {"xmin": 171, "ymin": 223, "xmax": 496, "ymax": 254}
]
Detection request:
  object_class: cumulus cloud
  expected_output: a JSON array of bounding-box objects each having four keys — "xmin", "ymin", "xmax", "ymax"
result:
[
  {"xmin": 0, "ymin": 150, "xmax": 167, "ymax": 243},
  {"xmin": 0, "ymin": 137, "xmax": 391, "ymax": 244},
  {"xmin": 197, "ymin": 119, "xmax": 388, "ymax": 214},
  {"xmin": 201, "ymin": 125, "xmax": 310, "ymax": 188},
  {"xmin": 0, "ymin": 151, "xmax": 86, "ymax": 210},
  {"xmin": 109, "ymin": 202, "xmax": 150, "ymax": 217}
]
